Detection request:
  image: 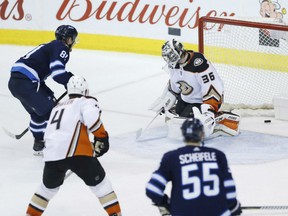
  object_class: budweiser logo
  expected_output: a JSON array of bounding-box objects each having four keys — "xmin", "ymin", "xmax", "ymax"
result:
[
  {"xmin": 56, "ymin": 0, "xmax": 235, "ymax": 29},
  {"xmin": 0, "ymin": 0, "xmax": 24, "ymax": 20},
  {"xmin": 1, "ymin": 0, "xmax": 235, "ymax": 30}
]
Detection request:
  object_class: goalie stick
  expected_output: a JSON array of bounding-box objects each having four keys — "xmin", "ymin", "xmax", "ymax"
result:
[
  {"xmin": 242, "ymin": 205, "xmax": 288, "ymax": 210},
  {"xmin": 3, "ymin": 91, "xmax": 67, "ymax": 140},
  {"xmin": 136, "ymin": 108, "xmax": 164, "ymax": 141}
]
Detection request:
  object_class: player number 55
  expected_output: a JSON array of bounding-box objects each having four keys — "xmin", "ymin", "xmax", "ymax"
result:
[{"xmin": 181, "ymin": 162, "xmax": 220, "ymax": 200}]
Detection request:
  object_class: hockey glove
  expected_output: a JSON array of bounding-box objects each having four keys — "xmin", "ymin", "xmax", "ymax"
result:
[
  {"xmin": 155, "ymin": 194, "xmax": 171, "ymax": 216},
  {"xmin": 93, "ymin": 136, "xmax": 109, "ymax": 157},
  {"xmin": 230, "ymin": 200, "xmax": 242, "ymax": 216},
  {"xmin": 192, "ymin": 105, "xmax": 216, "ymax": 138},
  {"xmin": 200, "ymin": 104, "xmax": 216, "ymax": 116},
  {"xmin": 149, "ymin": 83, "xmax": 177, "ymax": 114}
]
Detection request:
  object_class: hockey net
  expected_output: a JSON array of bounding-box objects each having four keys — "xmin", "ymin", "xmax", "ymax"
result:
[{"xmin": 198, "ymin": 16, "xmax": 288, "ymax": 116}]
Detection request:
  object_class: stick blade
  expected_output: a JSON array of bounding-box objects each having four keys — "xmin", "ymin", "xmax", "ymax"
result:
[
  {"xmin": 135, "ymin": 128, "xmax": 143, "ymax": 140},
  {"xmin": 2, "ymin": 127, "xmax": 17, "ymax": 139},
  {"xmin": 136, "ymin": 126, "xmax": 167, "ymax": 142},
  {"xmin": 2, "ymin": 127, "xmax": 28, "ymax": 140}
]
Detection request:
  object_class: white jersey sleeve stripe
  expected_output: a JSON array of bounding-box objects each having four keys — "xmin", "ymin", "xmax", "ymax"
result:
[{"xmin": 89, "ymin": 118, "xmax": 102, "ymax": 132}]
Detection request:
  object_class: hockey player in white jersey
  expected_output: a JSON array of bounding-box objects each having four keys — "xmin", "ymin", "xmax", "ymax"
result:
[
  {"xmin": 150, "ymin": 39, "xmax": 240, "ymax": 139},
  {"xmin": 26, "ymin": 76, "xmax": 122, "ymax": 216}
]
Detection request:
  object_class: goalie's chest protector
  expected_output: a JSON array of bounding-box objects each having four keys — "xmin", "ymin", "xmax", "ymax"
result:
[
  {"xmin": 169, "ymin": 68, "xmax": 202, "ymax": 104},
  {"xmin": 169, "ymin": 52, "xmax": 224, "ymax": 104}
]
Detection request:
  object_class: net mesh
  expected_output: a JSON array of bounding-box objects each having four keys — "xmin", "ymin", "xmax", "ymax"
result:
[{"xmin": 199, "ymin": 17, "xmax": 288, "ymax": 112}]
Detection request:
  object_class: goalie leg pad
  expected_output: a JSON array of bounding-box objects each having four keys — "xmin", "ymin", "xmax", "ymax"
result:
[{"xmin": 213, "ymin": 111, "xmax": 240, "ymax": 137}]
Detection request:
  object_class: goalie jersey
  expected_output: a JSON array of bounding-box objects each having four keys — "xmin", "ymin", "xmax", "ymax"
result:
[
  {"xmin": 165, "ymin": 51, "xmax": 224, "ymax": 112},
  {"xmin": 43, "ymin": 96, "xmax": 108, "ymax": 162},
  {"xmin": 146, "ymin": 145, "xmax": 239, "ymax": 216}
]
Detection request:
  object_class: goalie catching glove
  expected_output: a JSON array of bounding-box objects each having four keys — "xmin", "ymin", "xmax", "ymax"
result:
[
  {"xmin": 93, "ymin": 136, "xmax": 109, "ymax": 157},
  {"xmin": 192, "ymin": 104, "xmax": 216, "ymax": 138},
  {"xmin": 149, "ymin": 83, "xmax": 177, "ymax": 114}
]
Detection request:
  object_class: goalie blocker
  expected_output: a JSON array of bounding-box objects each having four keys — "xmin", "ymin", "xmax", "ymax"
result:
[{"xmin": 166, "ymin": 109, "xmax": 240, "ymax": 140}]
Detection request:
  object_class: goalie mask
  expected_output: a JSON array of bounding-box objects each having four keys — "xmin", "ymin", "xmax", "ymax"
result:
[
  {"xmin": 181, "ymin": 118, "xmax": 204, "ymax": 142},
  {"xmin": 67, "ymin": 76, "xmax": 89, "ymax": 96},
  {"xmin": 162, "ymin": 39, "xmax": 184, "ymax": 67}
]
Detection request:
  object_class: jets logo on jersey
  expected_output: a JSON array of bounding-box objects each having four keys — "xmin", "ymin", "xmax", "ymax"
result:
[
  {"xmin": 194, "ymin": 58, "xmax": 203, "ymax": 67},
  {"xmin": 177, "ymin": 81, "xmax": 193, "ymax": 95}
]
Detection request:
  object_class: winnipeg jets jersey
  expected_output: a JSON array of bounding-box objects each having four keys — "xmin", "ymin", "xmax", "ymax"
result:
[
  {"xmin": 146, "ymin": 145, "xmax": 239, "ymax": 216},
  {"xmin": 43, "ymin": 96, "xmax": 108, "ymax": 162},
  {"xmin": 165, "ymin": 51, "xmax": 224, "ymax": 112},
  {"xmin": 11, "ymin": 40, "xmax": 73, "ymax": 86}
]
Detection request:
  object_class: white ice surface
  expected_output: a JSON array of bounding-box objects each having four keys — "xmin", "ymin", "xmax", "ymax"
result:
[{"xmin": 0, "ymin": 45, "xmax": 288, "ymax": 215}]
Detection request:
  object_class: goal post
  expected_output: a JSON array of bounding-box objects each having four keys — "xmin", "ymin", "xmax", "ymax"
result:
[{"xmin": 198, "ymin": 16, "xmax": 288, "ymax": 113}]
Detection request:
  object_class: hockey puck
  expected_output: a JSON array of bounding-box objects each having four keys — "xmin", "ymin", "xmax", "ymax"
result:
[{"xmin": 264, "ymin": 120, "xmax": 271, "ymax": 123}]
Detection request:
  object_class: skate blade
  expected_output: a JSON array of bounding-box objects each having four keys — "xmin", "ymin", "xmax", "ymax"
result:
[{"xmin": 33, "ymin": 151, "xmax": 43, "ymax": 156}]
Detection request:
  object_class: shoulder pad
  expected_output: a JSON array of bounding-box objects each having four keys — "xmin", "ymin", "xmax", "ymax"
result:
[
  {"xmin": 85, "ymin": 95, "xmax": 98, "ymax": 102},
  {"xmin": 183, "ymin": 51, "xmax": 209, "ymax": 73}
]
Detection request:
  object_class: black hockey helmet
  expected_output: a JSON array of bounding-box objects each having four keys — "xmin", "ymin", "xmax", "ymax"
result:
[
  {"xmin": 181, "ymin": 118, "xmax": 204, "ymax": 142},
  {"xmin": 55, "ymin": 25, "xmax": 78, "ymax": 44}
]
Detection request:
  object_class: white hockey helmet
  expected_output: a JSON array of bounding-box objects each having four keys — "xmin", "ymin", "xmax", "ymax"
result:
[
  {"xmin": 67, "ymin": 76, "xmax": 89, "ymax": 96},
  {"xmin": 162, "ymin": 39, "xmax": 184, "ymax": 67}
]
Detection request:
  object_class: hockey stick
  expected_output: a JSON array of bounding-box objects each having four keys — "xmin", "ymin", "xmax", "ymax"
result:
[
  {"xmin": 136, "ymin": 108, "xmax": 164, "ymax": 141},
  {"xmin": 2, "ymin": 127, "xmax": 29, "ymax": 140},
  {"xmin": 3, "ymin": 91, "xmax": 67, "ymax": 140},
  {"xmin": 242, "ymin": 206, "xmax": 288, "ymax": 210}
]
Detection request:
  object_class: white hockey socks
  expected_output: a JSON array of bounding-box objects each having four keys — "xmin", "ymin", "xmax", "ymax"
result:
[
  {"xmin": 90, "ymin": 177, "xmax": 122, "ymax": 216},
  {"xmin": 26, "ymin": 183, "xmax": 59, "ymax": 216}
]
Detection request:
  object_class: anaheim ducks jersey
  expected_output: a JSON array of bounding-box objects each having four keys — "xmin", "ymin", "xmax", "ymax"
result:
[
  {"xmin": 165, "ymin": 51, "xmax": 224, "ymax": 112},
  {"xmin": 43, "ymin": 96, "xmax": 107, "ymax": 162}
]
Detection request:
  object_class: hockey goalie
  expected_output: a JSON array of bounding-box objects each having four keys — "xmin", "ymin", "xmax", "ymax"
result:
[{"xmin": 150, "ymin": 39, "xmax": 240, "ymax": 140}]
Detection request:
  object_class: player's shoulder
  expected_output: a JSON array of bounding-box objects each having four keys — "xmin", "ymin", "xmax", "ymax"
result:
[
  {"xmin": 184, "ymin": 50, "xmax": 208, "ymax": 73},
  {"xmin": 162, "ymin": 147, "xmax": 181, "ymax": 160},
  {"xmin": 47, "ymin": 40, "xmax": 69, "ymax": 51},
  {"xmin": 201, "ymin": 146, "xmax": 227, "ymax": 157},
  {"xmin": 84, "ymin": 95, "xmax": 98, "ymax": 101},
  {"xmin": 80, "ymin": 96, "xmax": 99, "ymax": 105},
  {"xmin": 163, "ymin": 145, "xmax": 193, "ymax": 158}
]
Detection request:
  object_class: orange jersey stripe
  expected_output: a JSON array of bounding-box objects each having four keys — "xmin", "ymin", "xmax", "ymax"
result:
[
  {"xmin": 66, "ymin": 122, "xmax": 94, "ymax": 157},
  {"xmin": 92, "ymin": 124, "xmax": 108, "ymax": 138},
  {"xmin": 26, "ymin": 204, "xmax": 43, "ymax": 216}
]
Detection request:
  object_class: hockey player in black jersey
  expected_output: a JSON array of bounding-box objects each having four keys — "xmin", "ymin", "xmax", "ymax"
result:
[
  {"xmin": 8, "ymin": 25, "xmax": 77, "ymax": 155},
  {"xmin": 146, "ymin": 118, "xmax": 242, "ymax": 216}
]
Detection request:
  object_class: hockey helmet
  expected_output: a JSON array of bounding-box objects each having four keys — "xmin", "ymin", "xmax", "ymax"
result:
[
  {"xmin": 181, "ymin": 118, "xmax": 204, "ymax": 142},
  {"xmin": 162, "ymin": 39, "xmax": 184, "ymax": 67},
  {"xmin": 55, "ymin": 25, "xmax": 78, "ymax": 46},
  {"xmin": 67, "ymin": 76, "xmax": 89, "ymax": 96}
]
